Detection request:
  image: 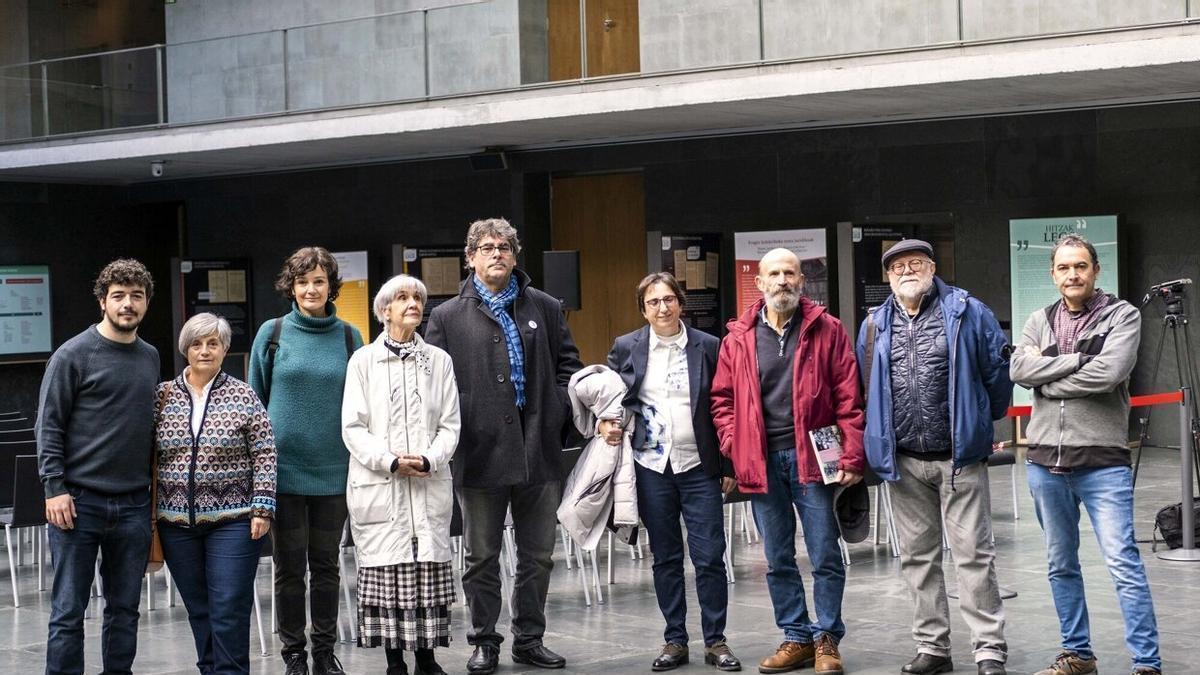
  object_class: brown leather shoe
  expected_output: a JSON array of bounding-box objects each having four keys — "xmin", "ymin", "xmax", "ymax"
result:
[
  {"xmin": 758, "ymin": 641, "xmax": 814, "ymax": 674},
  {"xmin": 1032, "ymin": 652, "xmax": 1097, "ymax": 675},
  {"xmin": 813, "ymin": 635, "xmax": 843, "ymax": 675}
]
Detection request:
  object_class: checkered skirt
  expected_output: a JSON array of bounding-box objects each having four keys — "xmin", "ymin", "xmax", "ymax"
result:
[{"xmin": 357, "ymin": 562, "xmax": 456, "ymax": 650}]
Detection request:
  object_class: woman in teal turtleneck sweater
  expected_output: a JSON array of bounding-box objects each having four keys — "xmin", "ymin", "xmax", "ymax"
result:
[{"xmin": 249, "ymin": 246, "xmax": 363, "ymax": 675}]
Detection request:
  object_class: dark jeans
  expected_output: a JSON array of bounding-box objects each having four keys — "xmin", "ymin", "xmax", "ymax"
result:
[
  {"xmin": 635, "ymin": 462, "xmax": 729, "ymax": 646},
  {"xmin": 458, "ymin": 481, "xmax": 560, "ymax": 649},
  {"xmin": 161, "ymin": 519, "xmax": 264, "ymax": 675},
  {"xmin": 46, "ymin": 486, "xmax": 151, "ymax": 675},
  {"xmin": 273, "ymin": 493, "xmax": 348, "ymax": 658}
]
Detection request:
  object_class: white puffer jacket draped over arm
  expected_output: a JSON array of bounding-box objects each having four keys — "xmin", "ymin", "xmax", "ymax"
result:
[{"xmin": 556, "ymin": 365, "xmax": 638, "ymax": 550}]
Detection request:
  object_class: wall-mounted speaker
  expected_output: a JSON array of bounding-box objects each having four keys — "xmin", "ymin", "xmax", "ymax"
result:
[{"xmin": 543, "ymin": 250, "xmax": 580, "ymax": 311}]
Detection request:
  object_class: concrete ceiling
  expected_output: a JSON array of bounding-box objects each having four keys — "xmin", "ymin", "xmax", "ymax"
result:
[{"xmin": 4, "ymin": 26, "xmax": 1200, "ymax": 185}]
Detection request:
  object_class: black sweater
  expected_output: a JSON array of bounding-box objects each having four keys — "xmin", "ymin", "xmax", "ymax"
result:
[{"xmin": 36, "ymin": 325, "xmax": 159, "ymax": 497}]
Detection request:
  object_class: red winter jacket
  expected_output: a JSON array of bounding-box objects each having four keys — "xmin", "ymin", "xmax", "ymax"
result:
[{"xmin": 711, "ymin": 297, "xmax": 865, "ymax": 492}]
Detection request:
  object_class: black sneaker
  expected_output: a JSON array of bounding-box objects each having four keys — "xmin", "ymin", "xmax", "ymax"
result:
[
  {"xmin": 313, "ymin": 651, "xmax": 348, "ymax": 675},
  {"xmin": 284, "ymin": 651, "xmax": 310, "ymax": 675}
]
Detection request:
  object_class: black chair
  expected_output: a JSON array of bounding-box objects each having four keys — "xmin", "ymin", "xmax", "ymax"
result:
[
  {"xmin": 1, "ymin": 454, "xmax": 47, "ymax": 607},
  {"xmin": 0, "ymin": 428, "xmax": 34, "ymax": 443},
  {"xmin": 0, "ymin": 441, "xmax": 35, "ymax": 509},
  {"xmin": 0, "ymin": 419, "xmax": 32, "ymax": 431},
  {"xmin": 987, "ymin": 442, "xmax": 1020, "ymax": 519}
]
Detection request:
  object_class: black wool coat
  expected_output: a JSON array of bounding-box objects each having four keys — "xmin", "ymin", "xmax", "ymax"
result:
[{"xmin": 425, "ymin": 269, "xmax": 583, "ymax": 487}]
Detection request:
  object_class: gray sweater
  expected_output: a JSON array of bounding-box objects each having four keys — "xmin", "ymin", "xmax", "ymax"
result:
[
  {"xmin": 36, "ymin": 325, "xmax": 159, "ymax": 497},
  {"xmin": 1009, "ymin": 294, "xmax": 1139, "ymax": 469}
]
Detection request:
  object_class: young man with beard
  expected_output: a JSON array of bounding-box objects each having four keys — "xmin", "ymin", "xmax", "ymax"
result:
[
  {"xmin": 856, "ymin": 239, "xmax": 1012, "ymax": 675},
  {"xmin": 37, "ymin": 258, "xmax": 160, "ymax": 675},
  {"xmin": 711, "ymin": 248, "xmax": 864, "ymax": 675},
  {"xmin": 1010, "ymin": 234, "xmax": 1160, "ymax": 675}
]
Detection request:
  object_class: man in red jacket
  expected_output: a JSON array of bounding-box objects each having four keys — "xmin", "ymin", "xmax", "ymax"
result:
[{"xmin": 711, "ymin": 248, "xmax": 865, "ymax": 675}]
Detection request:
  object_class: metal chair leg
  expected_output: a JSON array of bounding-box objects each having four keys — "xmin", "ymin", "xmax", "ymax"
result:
[
  {"xmin": 6, "ymin": 525, "xmax": 19, "ymax": 607},
  {"xmin": 1011, "ymin": 463, "xmax": 1020, "ymax": 519},
  {"xmin": 575, "ymin": 543, "xmax": 591, "ymax": 606},
  {"xmin": 253, "ymin": 577, "xmax": 268, "ymax": 656},
  {"xmin": 606, "ymin": 531, "xmax": 614, "ymax": 584}
]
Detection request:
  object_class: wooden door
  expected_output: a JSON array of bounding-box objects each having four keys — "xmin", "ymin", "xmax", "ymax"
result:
[
  {"xmin": 551, "ymin": 173, "xmax": 647, "ymax": 365},
  {"xmin": 548, "ymin": 0, "xmax": 640, "ymax": 80}
]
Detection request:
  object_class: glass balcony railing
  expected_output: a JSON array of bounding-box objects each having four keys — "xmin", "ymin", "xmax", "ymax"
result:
[{"xmin": 2, "ymin": 0, "xmax": 1196, "ymax": 143}]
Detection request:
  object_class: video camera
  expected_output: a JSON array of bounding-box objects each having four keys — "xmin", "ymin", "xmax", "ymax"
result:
[{"xmin": 1142, "ymin": 278, "xmax": 1192, "ymax": 315}]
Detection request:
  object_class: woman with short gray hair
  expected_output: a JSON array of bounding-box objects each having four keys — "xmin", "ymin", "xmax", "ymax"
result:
[
  {"xmin": 343, "ymin": 274, "xmax": 460, "ymax": 675},
  {"xmin": 155, "ymin": 312, "xmax": 277, "ymax": 674}
]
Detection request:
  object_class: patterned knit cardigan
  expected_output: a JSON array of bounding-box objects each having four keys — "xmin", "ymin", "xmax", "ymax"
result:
[{"xmin": 155, "ymin": 371, "xmax": 277, "ymax": 526}]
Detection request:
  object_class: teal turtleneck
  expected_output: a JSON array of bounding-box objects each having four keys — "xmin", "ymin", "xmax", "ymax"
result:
[{"xmin": 249, "ymin": 301, "xmax": 364, "ymax": 495}]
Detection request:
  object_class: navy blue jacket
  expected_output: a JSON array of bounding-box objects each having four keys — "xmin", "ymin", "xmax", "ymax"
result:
[
  {"xmin": 607, "ymin": 324, "xmax": 731, "ymax": 479},
  {"xmin": 855, "ymin": 277, "xmax": 1012, "ymax": 480}
]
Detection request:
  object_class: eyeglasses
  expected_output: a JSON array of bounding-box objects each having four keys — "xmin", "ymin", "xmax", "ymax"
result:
[
  {"xmin": 644, "ymin": 296, "xmax": 680, "ymax": 310},
  {"xmin": 887, "ymin": 258, "xmax": 932, "ymax": 275},
  {"xmin": 476, "ymin": 243, "xmax": 513, "ymax": 256}
]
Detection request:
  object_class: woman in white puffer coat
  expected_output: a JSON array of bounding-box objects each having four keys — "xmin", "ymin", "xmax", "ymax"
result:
[{"xmin": 342, "ymin": 274, "xmax": 460, "ymax": 675}]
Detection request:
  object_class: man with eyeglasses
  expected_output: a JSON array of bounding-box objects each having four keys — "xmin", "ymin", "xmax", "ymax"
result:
[
  {"xmin": 856, "ymin": 239, "xmax": 1011, "ymax": 675},
  {"xmin": 426, "ymin": 218, "xmax": 582, "ymax": 675}
]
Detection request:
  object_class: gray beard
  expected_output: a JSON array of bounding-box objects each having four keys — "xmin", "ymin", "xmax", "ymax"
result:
[{"xmin": 766, "ymin": 291, "xmax": 798, "ymax": 314}]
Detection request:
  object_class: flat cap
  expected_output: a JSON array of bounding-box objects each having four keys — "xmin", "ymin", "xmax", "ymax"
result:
[{"xmin": 882, "ymin": 238, "xmax": 935, "ymax": 268}]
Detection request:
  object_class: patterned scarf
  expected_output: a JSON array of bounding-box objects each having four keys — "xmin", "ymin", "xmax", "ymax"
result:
[{"xmin": 473, "ymin": 275, "xmax": 526, "ymax": 408}]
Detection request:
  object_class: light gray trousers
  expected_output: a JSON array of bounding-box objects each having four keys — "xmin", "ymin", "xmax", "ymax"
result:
[{"xmin": 890, "ymin": 454, "xmax": 1008, "ymax": 663}]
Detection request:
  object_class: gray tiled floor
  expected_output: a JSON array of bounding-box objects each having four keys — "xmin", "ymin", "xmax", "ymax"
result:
[{"xmin": 3, "ymin": 448, "xmax": 1198, "ymax": 674}]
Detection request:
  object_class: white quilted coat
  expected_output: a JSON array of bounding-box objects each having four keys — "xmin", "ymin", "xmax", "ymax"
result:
[{"xmin": 557, "ymin": 365, "xmax": 638, "ymax": 551}]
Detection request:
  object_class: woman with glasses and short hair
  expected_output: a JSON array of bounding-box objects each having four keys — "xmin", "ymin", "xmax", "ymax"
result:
[{"xmin": 607, "ymin": 272, "xmax": 741, "ymax": 672}]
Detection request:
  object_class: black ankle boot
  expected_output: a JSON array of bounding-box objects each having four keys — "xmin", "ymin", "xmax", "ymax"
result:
[
  {"xmin": 386, "ymin": 647, "xmax": 408, "ymax": 675},
  {"xmin": 416, "ymin": 648, "xmax": 446, "ymax": 675}
]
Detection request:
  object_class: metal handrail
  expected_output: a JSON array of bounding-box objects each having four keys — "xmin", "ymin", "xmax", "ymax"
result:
[
  {"xmin": 0, "ymin": 0, "xmax": 490, "ymax": 69},
  {"xmin": 2, "ymin": 6, "xmax": 1200, "ymax": 144}
]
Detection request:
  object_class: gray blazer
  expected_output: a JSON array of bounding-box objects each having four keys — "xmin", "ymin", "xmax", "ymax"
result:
[{"xmin": 426, "ymin": 269, "xmax": 582, "ymax": 487}]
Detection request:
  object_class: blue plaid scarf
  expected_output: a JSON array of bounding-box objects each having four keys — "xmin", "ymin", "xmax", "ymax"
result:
[{"xmin": 473, "ymin": 275, "xmax": 526, "ymax": 408}]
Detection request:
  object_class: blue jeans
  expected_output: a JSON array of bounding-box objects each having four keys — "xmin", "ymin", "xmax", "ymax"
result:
[
  {"xmin": 161, "ymin": 519, "xmax": 264, "ymax": 675},
  {"xmin": 1027, "ymin": 463, "xmax": 1160, "ymax": 671},
  {"xmin": 635, "ymin": 462, "xmax": 729, "ymax": 646},
  {"xmin": 46, "ymin": 486, "xmax": 152, "ymax": 675},
  {"xmin": 750, "ymin": 449, "xmax": 845, "ymax": 644}
]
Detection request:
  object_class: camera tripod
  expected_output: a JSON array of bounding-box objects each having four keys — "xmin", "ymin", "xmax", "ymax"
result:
[{"xmin": 1132, "ymin": 289, "xmax": 1200, "ymax": 490}]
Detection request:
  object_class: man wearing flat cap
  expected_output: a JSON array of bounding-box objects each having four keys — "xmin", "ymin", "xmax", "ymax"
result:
[{"xmin": 856, "ymin": 239, "xmax": 1013, "ymax": 675}]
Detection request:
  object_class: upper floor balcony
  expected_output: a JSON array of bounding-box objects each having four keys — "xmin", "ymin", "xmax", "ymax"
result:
[{"xmin": 4, "ymin": 0, "xmax": 1200, "ymax": 182}]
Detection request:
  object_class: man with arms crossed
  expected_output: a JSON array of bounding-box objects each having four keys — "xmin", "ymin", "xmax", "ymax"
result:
[
  {"xmin": 857, "ymin": 239, "xmax": 1011, "ymax": 675},
  {"xmin": 1010, "ymin": 234, "xmax": 1160, "ymax": 675},
  {"xmin": 711, "ymin": 248, "xmax": 864, "ymax": 675},
  {"xmin": 37, "ymin": 258, "xmax": 160, "ymax": 675}
]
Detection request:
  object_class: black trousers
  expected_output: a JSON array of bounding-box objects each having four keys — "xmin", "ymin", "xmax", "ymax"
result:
[
  {"xmin": 458, "ymin": 481, "xmax": 560, "ymax": 649},
  {"xmin": 272, "ymin": 493, "xmax": 349, "ymax": 657}
]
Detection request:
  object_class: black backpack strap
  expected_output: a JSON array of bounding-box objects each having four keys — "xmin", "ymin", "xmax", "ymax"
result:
[
  {"xmin": 862, "ymin": 308, "xmax": 877, "ymax": 392},
  {"xmin": 264, "ymin": 317, "xmax": 284, "ymax": 404},
  {"xmin": 343, "ymin": 323, "xmax": 355, "ymax": 361}
]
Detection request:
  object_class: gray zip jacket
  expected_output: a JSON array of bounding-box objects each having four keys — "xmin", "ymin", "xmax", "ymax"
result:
[{"xmin": 1009, "ymin": 294, "xmax": 1139, "ymax": 469}]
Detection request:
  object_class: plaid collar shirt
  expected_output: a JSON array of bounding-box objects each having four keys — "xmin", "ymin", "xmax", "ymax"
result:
[{"xmin": 1053, "ymin": 289, "xmax": 1109, "ymax": 354}]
